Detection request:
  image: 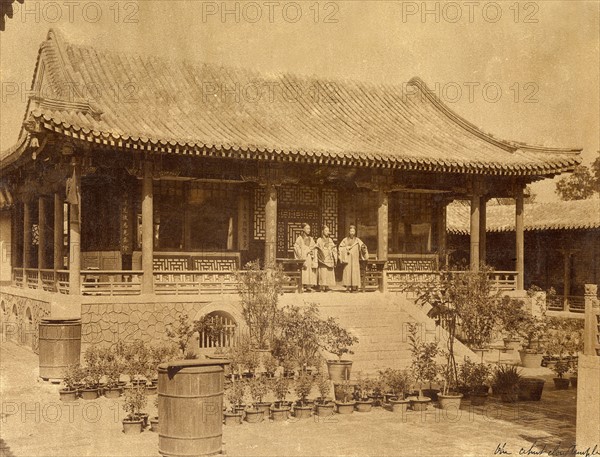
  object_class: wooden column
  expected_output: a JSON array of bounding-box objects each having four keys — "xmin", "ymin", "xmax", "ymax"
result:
[
  {"xmin": 469, "ymin": 193, "xmax": 480, "ymax": 272},
  {"xmin": 377, "ymin": 190, "xmax": 389, "ymax": 292},
  {"xmin": 515, "ymin": 186, "xmax": 525, "ymax": 290},
  {"xmin": 479, "ymin": 196, "xmax": 487, "ymax": 265},
  {"xmin": 141, "ymin": 160, "xmax": 154, "ymax": 294},
  {"xmin": 68, "ymin": 162, "xmax": 81, "ymax": 295},
  {"xmin": 23, "ymin": 201, "xmax": 32, "ymax": 269},
  {"xmin": 38, "ymin": 196, "xmax": 48, "ymax": 270},
  {"xmin": 264, "ymin": 182, "xmax": 277, "ymax": 268},
  {"xmin": 437, "ymin": 201, "xmax": 447, "ymax": 258},
  {"xmin": 53, "ymin": 192, "xmax": 64, "ymax": 270},
  {"xmin": 562, "ymin": 250, "xmax": 572, "ymax": 308}
]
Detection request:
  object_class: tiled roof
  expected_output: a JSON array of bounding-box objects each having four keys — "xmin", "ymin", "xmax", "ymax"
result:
[
  {"xmin": 2, "ymin": 29, "xmax": 582, "ymax": 175},
  {"xmin": 447, "ymin": 199, "xmax": 600, "ymax": 234}
]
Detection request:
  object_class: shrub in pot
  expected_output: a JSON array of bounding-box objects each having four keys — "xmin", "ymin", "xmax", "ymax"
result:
[
  {"xmin": 353, "ymin": 373, "xmax": 374, "ymax": 412},
  {"xmin": 60, "ymin": 364, "xmax": 83, "ymax": 401},
  {"xmin": 406, "ymin": 324, "xmax": 439, "ymax": 410},
  {"xmin": 315, "ymin": 372, "xmax": 335, "ymax": 417},
  {"xmin": 319, "ymin": 317, "xmax": 359, "ymax": 383},
  {"xmin": 236, "ymin": 260, "xmax": 284, "ymax": 351},
  {"xmin": 224, "ymin": 380, "xmax": 245, "ymax": 425},
  {"xmin": 492, "ymin": 364, "xmax": 521, "ymax": 403},
  {"xmin": 334, "ymin": 380, "xmax": 355, "ymax": 414},
  {"xmin": 271, "ymin": 377, "xmax": 291, "ymax": 421},
  {"xmin": 245, "ymin": 377, "xmax": 269, "ymax": 423},
  {"xmin": 459, "ymin": 359, "xmax": 492, "ymax": 406},
  {"xmin": 294, "ymin": 373, "xmax": 314, "ymax": 419},
  {"xmin": 551, "ymin": 360, "xmax": 571, "ymax": 390},
  {"xmin": 122, "ymin": 386, "xmax": 147, "ymax": 435},
  {"xmin": 378, "ymin": 368, "xmax": 411, "ymax": 413}
]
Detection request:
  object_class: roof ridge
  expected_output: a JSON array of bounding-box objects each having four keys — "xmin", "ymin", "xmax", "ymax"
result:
[{"xmin": 407, "ymin": 77, "xmax": 583, "ymax": 154}]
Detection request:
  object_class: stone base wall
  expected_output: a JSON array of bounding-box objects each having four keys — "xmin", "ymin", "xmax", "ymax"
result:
[
  {"xmin": 0, "ymin": 290, "xmax": 51, "ymax": 353},
  {"xmin": 80, "ymin": 296, "xmax": 245, "ymax": 354}
]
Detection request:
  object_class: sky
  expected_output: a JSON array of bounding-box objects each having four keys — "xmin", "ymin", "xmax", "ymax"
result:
[{"xmin": 0, "ymin": 0, "xmax": 598, "ymax": 202}]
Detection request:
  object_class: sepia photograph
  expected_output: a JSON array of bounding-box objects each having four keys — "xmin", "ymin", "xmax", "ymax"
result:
[{"xmin": 0, "ymin": 1, "xmax": 598, "ymax": 456}]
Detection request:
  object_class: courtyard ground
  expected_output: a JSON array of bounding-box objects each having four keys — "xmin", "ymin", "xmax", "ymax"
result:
[{"xmin": 0, "ymin": 341, "xmax": 577, "ymax": 457}]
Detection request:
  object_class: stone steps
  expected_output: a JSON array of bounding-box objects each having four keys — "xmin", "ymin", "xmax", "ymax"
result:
[{"xmin": 280, "ymin": 292, "xmax": 476, "ymax": 375}]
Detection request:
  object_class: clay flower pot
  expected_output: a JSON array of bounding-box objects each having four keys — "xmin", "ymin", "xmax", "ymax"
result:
[
  {"xmin": 104, "ymin": 386, "xmax": 122, "ymax": 399},
  {"xmin": 244, "ymin": 408, "xmax": 264, "ymax": 423},
  {"xmin": 271, "ymin": 406, "xmax": 290, "ymax": 422},
  {"xmin": 149, "ymin": 416, "xmax": 159, "ymax": 432},
  {"xmin": 389, "ymin": 399, "xmax": 410, "ymax": 413},
  {"xmin": 59, "ymin": 389, "xmax": 78, "ymax": 402},
  {"xmin": 326, "ymin": 360, "xmax": 353, "ymax": 383},
  {"xmin": 223, "ymin": 412, "xmax": 242, "ymax": 426},
  {"xmin": 335, "ymin": 401, "xmax": 355, "ymax": 415},
  {"xmin": 355, "ymin": 400, "xmax": 373, "ymax": 412},
  {"xmin": 409, "ymin": 396, "xmax": 431, "ymax": 411},
  {"xmin": 294, "ymin": 405, "xmax": 312, "ymax": 419},
  {"xmin": 316, "ymin": 402, "xmax": 335, "ymax": 417},
  {"xmin": 122, "ymin": 417, "xmax": 143, "ymax": 435},
  {"xmin": 438, "ymin": 393, "xmax": 463, "ymax": 411},
  {"xmin": 80, "ymin": 388, "xmax": 99, "ymax": 401},
  {"xmin": 553, "ymin": 378, "xmax": 570, "ymax": 390}
]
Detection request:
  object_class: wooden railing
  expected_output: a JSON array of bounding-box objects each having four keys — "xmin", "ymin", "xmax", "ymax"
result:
[
  {"xmin": 153, "ymin": 270, "xmax": 241, "ymax": 295},
  {"xmin": 80, "ymin": 270, "xmax": 143, "ymax": 296},
  {"xmin": 386, "ymin": 269, "xmax": 518, "ymax": 293},
  {"xmin": 548, "ymin": 295, "xmax": 585, "ymax": 313},
  {"xmin": 57, "ymin": 270, "xmax": 69, "ymax": 294}
]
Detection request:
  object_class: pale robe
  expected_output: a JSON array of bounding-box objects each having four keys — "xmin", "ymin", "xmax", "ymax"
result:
[
  {"xmin": 316, "ymin": 236, "xmax": 337, "ymax": 287},
  {"xmin": 339, "ymin": 237, "xmax": 368, "ymax": 287},
  {"xmin": 294, "ymin": 235, "xmax": 317, "ymax": 286}
]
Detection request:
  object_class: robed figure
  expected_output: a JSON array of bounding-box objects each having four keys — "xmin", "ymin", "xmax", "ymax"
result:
[
  {"xmin": 339, "ymin": 225, "xmax": 369, "ymax": 291},
  {"xmin": 316, "ymin": 225, "xmax": 337, "ymax": 291},
  {"xmin": 294, "ymin": 223, "xmax": 317, "ymax": 291}
]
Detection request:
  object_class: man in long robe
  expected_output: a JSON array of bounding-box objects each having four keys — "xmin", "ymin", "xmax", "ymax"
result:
[
  {"xmin": 294, "ymin": 223, "xmax": 317, "ymax": 291},
  {"xmin": 339, "ymin": 225, "xmax": 368, "ymax": 292},
  {"xmin": 316, "ymin": 225, "xmax": 337, "ymax": 291}
]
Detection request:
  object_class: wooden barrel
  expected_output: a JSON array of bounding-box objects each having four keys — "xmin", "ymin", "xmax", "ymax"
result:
[
  {"xmin": 38, "ymin": 319, "xmax": 81, "ymax": 380},
  {"xmin": 158, "ymin": 359, "xmax": 229, "ymax": 457}
]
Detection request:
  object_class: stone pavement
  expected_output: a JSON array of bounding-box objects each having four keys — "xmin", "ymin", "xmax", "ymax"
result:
[{"xmin": 0, "ymin": 341, "xmax": 579, "ymax": 457}]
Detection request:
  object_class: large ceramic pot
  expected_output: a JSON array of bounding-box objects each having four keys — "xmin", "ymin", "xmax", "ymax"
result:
[
  {"xmin": 327, "ymin": 360, "xmax": 353, "ymax": 382},
  {"xmin": 149, "ymin": 416, "xmax": 160, "ymax": 432},
  {"xmin": 438, "ymin": 393, "xmax": 463, "ymax": 411},
  {"xmin": 80, "ymin": 388, "xmax": 99, "ymax": 401},
  {"xmin": 59, "ymin": 389, "xmax": 78, "ymax": 402},
  {"xmin": 122, "ymin": 417, "xmax": 143, "ymax": 435},
  {"xmin": 518, "ymin": 377, "xmax": 545, "ymax": 401},
  {"xmin": 389, "ymin": 399, "xmax": 410, "ymax": 413},
  {"xmin": 409, "ymin": 396, "xmax": 431, "ymax": 411},
  {"xmin": 271, "ymin": 406, "xmax": 291, "ymax": 422},
  {"xmin": 553, "ymin": 378, "xmax": 570, "ymax": 390},
  {"xmin": 519, "ymin": 351, "xmax": 543, "ymax": 368},
  {"xmin": 244, "ymin": 408, "xmax": 264, "ymax": 423},
  {"xmin": 316, "ymin": 402, "xmax": 335, "ymax": 417},
  {"xmin": 294, "ymin": 405, "xmax": 313, "ymax": 419}
]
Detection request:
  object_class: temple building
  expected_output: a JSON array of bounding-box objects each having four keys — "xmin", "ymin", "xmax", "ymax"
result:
[{"xmin": 0, "ymin": 29, "xmax": 582, "ymax": 357}]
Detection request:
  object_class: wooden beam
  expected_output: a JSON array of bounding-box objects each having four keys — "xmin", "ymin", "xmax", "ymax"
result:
[{"xmin": 515, "ymin": 186, "xmax": 525, "ymax": 290}]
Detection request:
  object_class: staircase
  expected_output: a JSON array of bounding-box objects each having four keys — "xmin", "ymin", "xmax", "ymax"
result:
[{"xmin": 280, "ymin": 292, "xmax": 476, "ymax": 375}]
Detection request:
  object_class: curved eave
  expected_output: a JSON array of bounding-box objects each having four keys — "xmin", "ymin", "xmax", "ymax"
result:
[{"xmin": 35, "ymin": 118, "xmax": 582, "ymax": 177}]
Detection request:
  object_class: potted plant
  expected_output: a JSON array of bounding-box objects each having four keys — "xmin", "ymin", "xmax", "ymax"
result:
[
  {"xmin": 165, "ymin": 313, "xmax": 196, "ymax": 359},
  {"xmin": 320, "ymin": 316, "xmax": 359, "ymax": 383},
  {"xmin": 459, "ymin": 360, "xmax": 492, "ymax": 406},
  {"xmin": 334, "ymin": 380, "xmax": 355, "ymax": 415},
  {"xmin": 516, "ymin": 289, "xmax": 549, "ymax": 368},
  {"xmin": 379, "ymin": 368, "xmax": 411, "ymax": 413},
  {"xmin": 492, "ymin": 364, "xmax": 522, "ymax": 403},
  {"xmin": 60, "ymin": 364, "xmax": 83, "ymax": 401},
  {"xmin": 271, "ymin": 377, "xmax": 291, "ymax": 421},
  {"xmin": 407, "ymin": 324, "xmax": 439, "ymax": 410},
  {"xmin": 354, "ymin": 373, "xmax": 374, "ymax": 412},
  {"xmin": 245, "ymin": 377, "xmax": 269, "ymax": 423},
  {"xmin": 122, "ymin": 385, "xmax": 147, "ymax": 434},
  {"xmin": 236, "ymin": 260, "xmax": 284, "ymax": 351},
  {"xmin": 149, "ymin": 397, "xmax": 159, "ymax": 432},
  {"xmin": 294, "ymin": 373, "xmax": 314, "ymax": 419},
  {"xmin": 315, "ymin": 372, "xmax": 335, "ymax": 417},
  {"xmin": 224, "ymin": 380, "xmax": 245, "ymax": 425},
  {"xmin": 551, "ymin": 359, "xmax": 571, "ymax": 389},
  {"xmin": 262, "ymin": 353, "xmax": 279, "ymax": 379}
]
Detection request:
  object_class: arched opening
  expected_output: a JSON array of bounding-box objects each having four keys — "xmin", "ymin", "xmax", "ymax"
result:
[{"xmin": 197, "ymin": 311, "xmax": 237, "ymax": 349}]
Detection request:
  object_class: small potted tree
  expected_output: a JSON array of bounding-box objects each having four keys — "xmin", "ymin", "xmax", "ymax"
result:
[
  {"xmin": 245, "ymin": 377, "xmax": 269, "ymax": 423},
  {"xmin": 294, "ymin": 373, "xmax": 314, "ymax": 419},
  {"xmin": 354, "ymin": 373, "xmax": 374, "ymax": 413},
  {"xmin": 122, "ymin": 386, "xmax": 147, "ymax": 434},
  {"xmin": 551, "ymin": 360, "xmax": 570, "ymax": 390},
  {"xmin": 407, "ymin": 324, "xmax": 440, "ymax": 411},
  {"xmin": 459, "ymin": 360, "xmax": 492, "ymax": 406},
  {"xmin": 271, "ymin": 377, "xmax": 291, "ymax": 421},
  {"xmin": 379, "ymin": 368, "xmax": 411, "ymax": 413},
  {"xmin": 60, "ymin": 364, "xmax": 83, "ymax": 402},
  {"xmin": 319, "ymin": 316, "xmax": 359, "ymax": 383},
  {"xmin": 334, "ymin": 379, "xmax": 356, "ymax": 415},
  {"xmin": 224, "ymin": 381, "xmax": 245, "ymax": 425},
  {"xmin": 492, "ymin": 364, "xmax": 522, "ymax": 403},
  {"xmin": 315, "ymin": 372, "xmax": 335, "ymax": 417}
]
